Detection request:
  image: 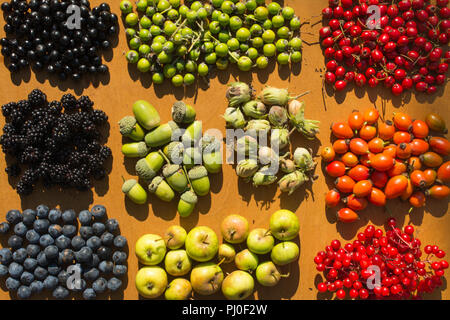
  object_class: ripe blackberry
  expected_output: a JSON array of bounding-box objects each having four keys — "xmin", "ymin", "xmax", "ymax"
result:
[
  {"xmin": 16, "ymin": 180, "xmax": 32, "ymax": 196},
  {"xmin": 2, "ymin": 102, "xmax": 16, "ymax": 117},
  {"xmin": 48, "ymin": 101, "xmax": 63, "ymax": 115},
  {"xmin": 78, "ymin": 96, "xmax": 94, "ymax": 111},
  {"xmin": 27, "ymin": 89, "xmax": 47, "ymax": 107},
  {"xmin": 16, "ymin": 100, "xmax": 32, "ymax": 115},
  {"xmin": 20, "ymin": 146, "xmax": 41, "ymax": 164},
  {"xmin": 89, "ymin": 110, "xmax": 108, "ymax": 124},
  {"xmin": 61, "ymin": 94, "xmax": 78, "ymax": 111},
  {"xmin": 98, "ymin": 146, "xmax": 111, "ymax": 162}
]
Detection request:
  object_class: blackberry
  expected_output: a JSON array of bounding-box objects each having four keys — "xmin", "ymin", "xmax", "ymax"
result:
[
  {"xmin": 60, "ymin": 93, "xmax": 78, "ymax": 111},
  {"xmin": 98, "ymin": 146, "xmax": 111, "ymax": 162},
  {"xmin": 77, "ymin": 96, "xmax": 94, "ymax": 111},
  {"xmin": 27, "ymin": 89, "xmax": 47, "ymax": 107},
  {"xmin": 16, "ymin": 100, "xmax": 32, "ymax": 116},
  {"xmin": 48, "ymin": 101, "xmax": 62, "ymax": 115},
  {"xmin": 16, "ymin": 180, "xmax": 33, "ymax": 196},
  {"xmin": 89, "ymin": 109, "xmax": 108, "ymax": 124},
  {"xmin": 2, "ymin": 102, "xmax": 16, "ymax": 117}
]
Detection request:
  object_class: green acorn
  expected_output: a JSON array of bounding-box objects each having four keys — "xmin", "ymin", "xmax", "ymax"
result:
[
  {"xmin": 145, "ymin": 121, "xmax": 179, "ymax": 148},
  {"xmin": 182, "ymin": 120, "xmax": 203, "ymax": 144},
  {"xmin": 163, "ymin": 141, "xmax": 184, "ymax": 164},
  {"xmin": 188, "ymin": 166, "xmax": 210, "ymax": 196},
  {"xmin": 183, "ymin": 147, "xmax": 202, "ymax": 169},
  {"xmin": 171, "ymin": 101, "xmax": 196, "ymax": 124},
  {"xmin": 135, "ymin": 151, "xmax": 165, "ymax": 182},
  {"xmin": 148, "ymin": 176, "xmax": 175, "ymax": 202},
  {"xmin": 121, "ymin": 142, "xmax": 150, "ymax": 158},
  {"xmin": 162, "ymin": 164, "xmax": 189, "ymax": 193},
  {"xmin": 118, "ymin": 116, "xmax": 145, "ymax": 141},
  {"xmin": 122, "ymin": 179, "xmax": 148, "ymax": 204},
  {"xmin": 132, "ymin": 100, "xmax": 161, "ymax": 130},
  {"xmin": 201, "ymin": 135, "xmax": 222, "ymax": 174},
  {"xmin": 177, "ymin": 190, "xmax": 198, "ymax": 217}
]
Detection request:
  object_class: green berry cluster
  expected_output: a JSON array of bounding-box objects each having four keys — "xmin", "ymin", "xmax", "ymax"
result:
[
  {"xmin": 120, "ymin": 0, "xmax": 303, "ymax": 87},
  {"xmin": 119, "ymin": 100, "xmax": 222, "ymax": 217}
]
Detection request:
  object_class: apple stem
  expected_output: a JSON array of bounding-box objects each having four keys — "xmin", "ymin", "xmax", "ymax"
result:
[{"xmin": 217, "ymin": 257, "xmax": 226, "ymax": 266}]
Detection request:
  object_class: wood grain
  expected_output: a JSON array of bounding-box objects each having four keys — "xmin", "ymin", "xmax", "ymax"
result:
[{"xmin": 0, "ymin": 0, "xmax": 449, "ymax": 300}]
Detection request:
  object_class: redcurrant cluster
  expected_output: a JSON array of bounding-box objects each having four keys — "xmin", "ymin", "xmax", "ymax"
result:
[
  {"xmin": 315, "ymin": 218, "xmax": 448, "ymax": 299},
  {"xmin": 320, "ymin": 0, "xmax": 449, "ymax": 95}
]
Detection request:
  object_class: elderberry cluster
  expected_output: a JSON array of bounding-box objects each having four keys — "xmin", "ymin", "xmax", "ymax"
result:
[
  {"xmin": 0, "ymin": 0, "xmax": 118, "ymax": 80},
  {"xmin": 0, "ymin": 89, "xmax": 111, "ymax": 196},
  {"xmin": 0, "ymin": 204, "xmax": 128, "ymax": 299}
]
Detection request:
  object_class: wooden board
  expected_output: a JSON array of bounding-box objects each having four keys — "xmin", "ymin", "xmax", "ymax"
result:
[{"xmin": 0, "ymin": 0, "xmax": 449, "ymax": 300}]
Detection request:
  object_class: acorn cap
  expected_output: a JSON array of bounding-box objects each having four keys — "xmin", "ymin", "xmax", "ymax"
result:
[
  {"xmin": 180, "ymin": 190, "xmax": 198, "ymax": 204},
  {"xmin": 122, "ymin": 179, "xmax": 137, "ymax": 193},
  {"xmin": 201, "ymin": 135, "xmax": 221, "ymax": 154},
  {"xmin": 165, "ymin": 141, "xmax": 184, "ymax": 163},
  {"xmin": 148, "ymin": 176, "xmax": 163, "ymax": 193},
  {"xmin": 162, "ymin": 164, "xmax": 181, "ymax": 178},
  {"xmin": 118, "ymin": 116, "xmax": 137, "ymax": 135},
  {"xmin": 188, "ymin": 165, "xmax": 208, "ymax": 180},
  {"xmin": 135, "ymin": 158, "xmax": 157, "ymax": 181}
]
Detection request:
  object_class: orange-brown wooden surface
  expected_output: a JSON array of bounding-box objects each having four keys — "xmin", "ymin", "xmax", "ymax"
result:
[{"xmin": 0, "ymin": 0, "xmax": 449, "ymax": 300}]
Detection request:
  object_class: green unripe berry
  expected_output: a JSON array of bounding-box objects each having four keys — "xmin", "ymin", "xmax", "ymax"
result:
[
  {"xmin": 221, "ymin": 1, "xmax": 235, "ymax": 15},
  {"xmin": 185, "ymin": 60, "xmax": 197, "ymax": 73},
  {"xmin": 234, "ymin": 2, "xmax": 246, "ymax": 15},
  {"xmin": 150, "ymin": 25, "xmax": 162, "ymax": 36},
  {"xmin": 164, "ymin": 22, "xmax": 177, "ymax": 36},
  {"xmin": 291, "ymin": 51, "xmax": 302, "ymax": 63},
  {"xmin": 267, "ymin": 2, "xmax": 281, "ymax": 15},
  {"xmin": 197, "ymin": 7, "xmax": 208, "ymax": 19},
  {"xmin": 145, "ymin": 6, "xmax": 156, "ymax": 16},
  {"xmin": 272, "ymin": 15, "xmax": 285, "ymax": 28},
  {"xmin": 169, "ymin": 0, "xmax": 181, "ymax": 8},
  {"xmin": 289, "ymin": 37, "xmax": 303, "ymax": 51},
  {"xmin": 119, "ymin": 0, "xmax": 133, "ymax": 14},
  {"xmin": 250, "ymin": 24, "xmax": 262, "ymax": 36},
  {"xmin": 218, "ymin": 12, "xmax": 230, "ymax": 27},
  {"xmin": 254, "ymin": 6, "xmax": 268, "ymax": 22},
  {"xmin": 262, "ymin": 19, "xmax": 273, "ymax": 30},
  {"xmin": 263, "ymin": 43, "xmax": 276, "ymax": 57},
  {"xmin": 151, "ymin": 41, "xmax": 163, "ymax": 53},
  {"xmin": 277, "ymin": 26, "xmax": 291, "ymax": 39},
  {"xmin": 139, "ymin": 44, "xmax": 151, "ymax": 56},
  {"xmin": 236, "ymin": 27, "xmax": 250, "ymax": 42},
  {"xmin": 129, "ymin": 37, "xmax": 141, "ymax": 50},
  {"xmin": 290, "ymin": 16, "xmax": 301, "ymax": 31},
  {"xmin": 216, "ymin": 57, "xmax": 229, "ymax": 70},
  {"xmin": 184, "ymin": 73, "xmax": 195, "ymax": 86},
  {"xmin": 152, "ymin": 13, "xmax": 165, "ymax": 26},
  {"xmin": 175, "ymin": 61, "xmax": 185, "ymax": 72},
  {"xmin": 246, "ymin": 47, "xmax": 258, "ymax": 60},
  {"xmin": 282, "ymin": 6, "xmax": 295, "ymax": 20},
  {"xmin": 172, "ymin": 74, "xmax": 184, "ymax": 87},
  {"xmin": 136, "ymin": 0, "xmax": 148, "ymax": 12},
  {"xmin": 209, "ymin": 21, "xmax": 221, "ymax": 34},
  {"xmin": 229, "ymin": 16, "xmax": 242, "ymax": 31},
  {"xmin": 215, "ymin": 43, "xmax": 229, "ymax": 57},
  {"xmin": 152, "ymin": 72, "xmax": 164, "ymax": 84},
  {"xmin": 175, "ymin": 45, "xmax": 187, "ymax": 57},
  {"xmin": 157, "ymin": 0, "xmax": 171, "ymax": 12},
  {"xmin": 256, "ymin": 56, "xmax": 269, "ymax": 69},
  {"xmin": 126, "ymin": 50, "xmax": 139, "ymax": 63},
  {"xmin": 137, "ymin": 58, "xmax": 151, "ymax": 72},
  {"xmin": 163, "ymin": 64, "xmax": 177, "ymax": 78},
  {"xmin": 186, "ymin": 10, "xmax": 198, "ymax": 23},
  {"xmin": 197, "ymin": 62, "xmax": 209, "ymax": 76},
  {"xmin": 275, "ymin": 39, "xmax": 288, "ymax": 52},
  {"xmin": 262, "ymin": 30, "xmax": 276, "ymax": 43},
  {"xmin": 239, "ymin": 43, "xmax": 249, "ymax": 52},
  {"xmin": 245, "ymin": 0, "xmax": 257, "ymax": 12},
  {"xmin": 125, "ymin": 28, "xmax": 136, "ymax": 38},
  {"xmin": 153, "ymin": 35, "xmax": 166, "ymax": 44},
  {"xmin": 211, "ymin": 0, "xmax": 224, "ymax": 8},
  {"xmin": 125, "ymin": 13, "xmax": 139, "ymax": 27},
  {"xmin": 237, "ymin": 56, "xmax": 252, "ymax": 71},
  {"xmin": 166, "ymin": 9, "xmax": 179, "ymax": 20},
  {"xmin": 139, "ymin": 29, "xmax": 151, "ymax": 42},
  {"xmin": 277, "ymin": 52, "xmax": 290, "ymax": 65},
  {"xmin": 227, "ymin": 38, "xmax": 240, "ymax": 51},
  {"xmin": 218, "ymin": 32, "xmax": 231, "ymax": 43},
  {"xmin": 179, "ymin": 4, "xmax": 189, "ymax": 17},
  {"xmin": 190, "ymin": 1, "xmax": 203, "ymax": 11},
  {"xmin": 252, "ymin": 37, "xmax": 264, "ymax": 48},
  {"xmin": 202, "ymin": 42, "xmax": 215, "ymax": 53},
  {"xmin": 205, "ymin": 52, "xmax": 217, "ymax": 64},
  {"xmin": 157, "ymin": 51, "xmax": 172, "ymax": 64},
  {"xmin": 140, "ymin": 16, "xmax": 152, "ymax": 29}
]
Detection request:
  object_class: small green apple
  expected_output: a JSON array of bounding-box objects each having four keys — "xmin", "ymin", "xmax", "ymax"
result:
[
  {"xmin": 218, "ymin": 243, "xmax": 236, "ymax": 263},
  {"xmin": 255, "ymin": 261, "xmax": 282, "ymax": 287},
  {"xmin": 271, "ymin": 241, "xmax": 299, "ymax": 265},
  {"xmin": 269, "ymin": 209, "xmax": 299, "ymax": 240},
  {"xmin": 165, "ymin": 278, "xmax": 192, "ymax": 300},
  {"xmin": 220, "ymin": 214, "xmax": 249, "ymax": 244},
  {"xmin": 221, "ymin": 270, "xmax": 254, "ymax": 300},
  {"xmin": 185, "ymin": 226, "xmax": 219, "ymax": 262},
  {"xmin": 164, "ymin": 249, "xmax": 192, "ymax": 276},
  {"xmin": 135, "ymin": 234, "xmax": 167, "ymax": 265},
  {"xmin": 163, "ymin": 225, "xmax": 187, "ymax": 249},
  {"xmin": 246, "ymin": 228, "xmax": 274, "ymax": 255},
  {"xmin": 135, "ymin": 266, "xmax": 168, "ymax": 299},
  {"xmin": 190, "ymin": 262, "xmax": 224, "ymax": 295},
  {"xmin": 235, "ymin": 249, "xmax": 258, "ymax": 272}
]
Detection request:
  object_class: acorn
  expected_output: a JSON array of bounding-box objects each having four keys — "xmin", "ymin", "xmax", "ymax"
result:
[
  {"xmin": 183, "ymin": 147, "xmax": 202, "ymax": 169},
  {"xmin": 177, "ymin": 190, "xmax": 198, "ymax": 217},
  {"xmin": 163, "ymin": 141, "xmax": 184, "ymax": 164},
  {"xmin": 182, "ymin": 120, "xmax": 203, "ymax": 144},
  {"xmin": 135, "ymin": 151, "xmax": 165, "ymax": 182},
  {"xmin": 118, "ymin": 116, "xmax": 145, "ymax": 141},
  {"xmin": 132, "ymin": 100, "xmax": 161, "ymax": 130},
  {"xmin": 121, "ymin": 142, "xmax": 150, "ymax": 158},
  {"xmin": 145, "ymin": 121, "xmax": 179, "ymax": 148},
  {"xmin": 188, "ymin": 166, "xmax": 210, "ymax": 196},
  {"xmin": 201, "ymin": 135, "xmax": 222, "ymax": 174},
  {"xmin": 162, "ymin": 164, "xmax": 189, "ymax": 193},
  {"xmin": 122, "ymin": 179, "xmax": 148, "ymax": 204},
  {"xmin": 171, "ymin": 101, "xmax": 196, "ymax": 124},
  {"xmin": 148, "ymin": 176, "xmax": 175, "ymax": 202}
]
